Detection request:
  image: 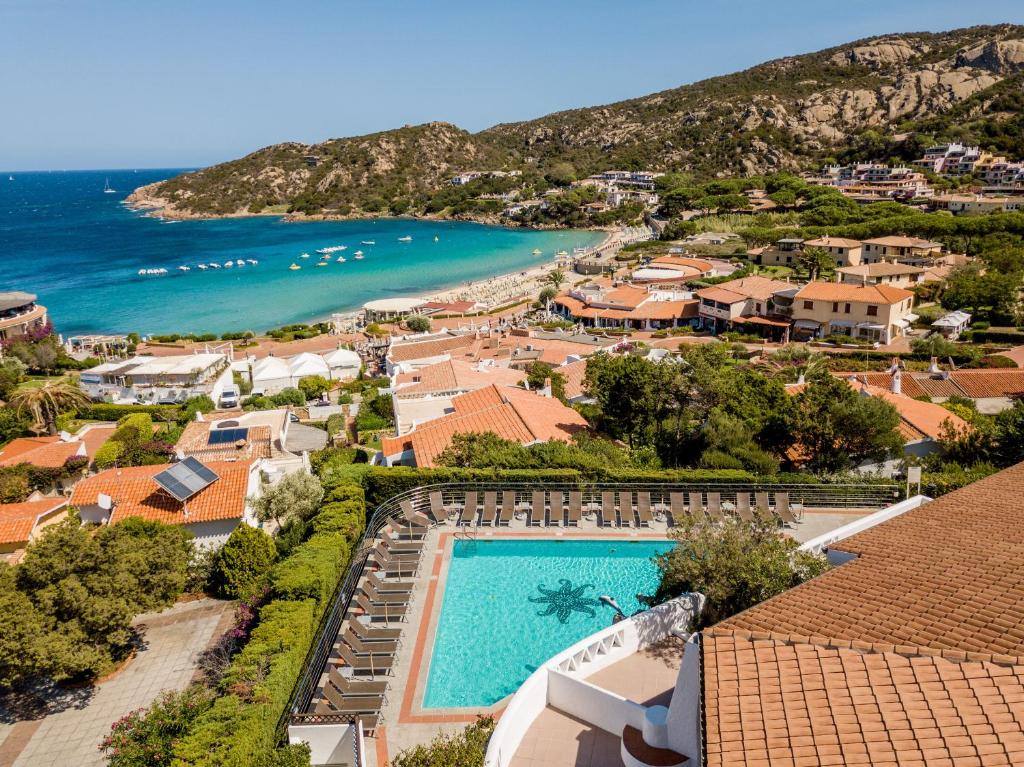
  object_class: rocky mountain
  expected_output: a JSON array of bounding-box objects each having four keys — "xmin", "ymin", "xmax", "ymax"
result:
[{"xmin": 129, "ymin": 24, "xmax": 1024, "ymax": 219}]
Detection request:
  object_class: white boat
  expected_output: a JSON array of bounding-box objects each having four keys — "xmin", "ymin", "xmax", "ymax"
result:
[
  {"xmin": 316, "ymin": 245, "xmax": 347, "ymax": 254},
  {"xmin": 354, "ymin": 250, "xmax": 363, "ymax": 256},
  {"xmin": 336, "ymin": 256, "xmax": 346, "ymax": 262},
  {"xmin": 316, "ymin": 261, "xmax": 328, "ymax": 267},
  {"xmin": 7, "ymin": 176, "xmax": 12, "ymax": 182},
  {"xmin": 360, "ymin": 240, "xmax": 375, "ymax": 245},
  {"xmin": 224, "ymin": 261, "xmax": 234, "ymax": 267},
  {"xmin": 103, "ymin": 178, "xmax": 116, "ymax": 194},
  {"xmin": 300, "ymin": 253, "xmax": 310, "ymax": 259},
  {"xmin": 354, "ymin": 253, "xmax": 364, "ymax": 260},
  {"xmin": 398, "ymin": 236, "xmax": 412, "ymax": 242},
  {"xmin": 197, "ymin": 264, "xmax": 208, "ymax": 270},
  {"xmin": 235, "ymin": 259, "xmax": 245, "ymax": 266},
  {"xmin": 177, "ymin": 265, "xmax": 190, "ymax": 271},
  {"xmin": 289, "ymin": 263, "xmax": 301, "ymax": 271},
  {"xmin": 210, "ymin": 263, "xmax": 221, "ymax": 269},
  {"xmin": 246, "ymin": 259, "xmax": 258, "ymax": 265},
  {"xmin": 434, "ymin": 236, "xmax": 439, "ymax": 242}
]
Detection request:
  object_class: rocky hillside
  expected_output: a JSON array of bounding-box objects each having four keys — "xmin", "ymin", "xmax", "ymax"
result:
[{"xmin": 130, "ymin": 24, "xmax": 1024, "ymax": 219}]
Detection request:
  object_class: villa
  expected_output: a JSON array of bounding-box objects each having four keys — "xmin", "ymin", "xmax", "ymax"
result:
[
  {"xmin": 79, "ymin": 352, "xmax": 233, "ymax": 405},
  {"xmin": 789, "ymin": 282, "xmax": 916, "ymax": 344},
  {"xmin": 860, "ymin": 235, "xmax": 945, "ymax": 265},
  {"xmin": 834, "ymin": 261, "xmax": 927, "ymax": 289},
  {"xmin": 552, "ymin": 283, "xmax": 699, "ymax": 331},
  {"xmin": 0, "ymin": 291, "xmax": 48, "ymax": 342},
  {"xmin": 378, "ymin": 384, "xmax": 587, "ymax": 467},
  {"xmin": 801, "ymin": 235, "xmax": 864, "ymax": 267},
  {"xmin": 833, "ymin": 367, "xmax": 1024, "ymax": 414},
  {"xmin": 0, "ymin": 498, "xmax": 68, "ymax": 563},
  {"xmin": 695, "ymin": 275, "xmax": 794, "ymax": 339},
  {"xmin": 70, "ymin": 457, "xmax": 262, "ymax": 548},
  {"xmin": 0, "ymin": 424, "xmax": 116, "ymax": 491}
]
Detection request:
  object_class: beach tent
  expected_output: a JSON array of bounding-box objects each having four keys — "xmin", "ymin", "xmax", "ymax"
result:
[
  {"xmin": 251, "ymin": 356, "xmax": 292, "ymax": 395},
  {"xmin": 322, "ymin": 348, "xmax": 361, "ymax": 380},
  {"xmin": 287, "ymin": 352, "xmax": 331, "ymax": 380}
]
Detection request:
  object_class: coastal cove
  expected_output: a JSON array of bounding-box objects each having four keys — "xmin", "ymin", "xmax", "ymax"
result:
[{"xmin": 0, "ymin": 169, "xmax": 604, "ymax": 336}]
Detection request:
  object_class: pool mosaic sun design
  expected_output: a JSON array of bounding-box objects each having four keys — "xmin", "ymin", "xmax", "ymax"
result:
[{"xmin": 528, "ymin": 578, "xmax": 602, "ymax": 624}]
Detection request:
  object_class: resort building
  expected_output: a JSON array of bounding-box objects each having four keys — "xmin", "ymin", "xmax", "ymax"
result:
[
  {"xmin": 630, "ymin": 256, "xmax": 715, "ymax": 284},
  {"xmin": 0, "ymin": 498, "xmax": 68, "ymax": 564},
  {"xmin": 749, "ymin": 237, "xmax": 804, "ymax": 267},
  {"xmin": 932, "ymin": 309, "xmax": 972, "ymax": 339},
  {"xmin": 695, "ymin": 275, "xmax": 794, "ymax": 338},
  {"xmin": 71, "ymin": 458, "xmax": 262, "ymax": 548},
  {"xmin": 552, "ymin": 283, "xmax": 699, "ymax": 330},
  {"xmin": 931, "ymin": 193, "xmax": 1024, "ymax": 214},
  {"xmin": 835, "ymin": 261, "xmax": 926, "ymax": 288},
  {"xmin": 378, "ymin": 384, "xmax": 587, "ymax": 467},
  {"xmin": 553, "ymin": 358, "xmax": 591, "ymax": 404},
  {"xmin": 0, "ymin": 291, "xmax": 48, "ymax": 342},
  {"xmin": 801, "ymin": 235, "xmax": 864, "ymax": 267},
  {"xmin": 0, "ymin": 424, "xmax": 116, "ymax": 491},
  {"xmin": 79, "ymin": 353, "xmax": 232, "ymax": 405},
  {"xmin": 361, "ymin": 297, "xmax": 428, "ymax": 323},
  {"xmin": 860, "ymin": 235, "xmax": 944, "ymax": 264},
  {"xmin": 244, "ymin": 348, "xmax": 361, "ymax": 396},
  {"xmin": 790, "ymin": 282, "xmax": 916, "ymax": 343}
]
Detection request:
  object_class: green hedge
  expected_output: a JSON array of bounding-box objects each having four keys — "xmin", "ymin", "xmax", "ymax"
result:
[
  {"xmin": 962, "ymin": 329, "xmax": 1024, "ymax": 344},
  {"xmin": 77, "ymin": 403, "xmax": 180, "ymax": 422},
  {"xmin": 270, "ymin": 533, "xmax": 350, "ymax": 605}
]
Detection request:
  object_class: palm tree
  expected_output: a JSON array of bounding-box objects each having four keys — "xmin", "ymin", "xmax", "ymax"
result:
[
  {"xmin": 545, "ymin": 269, "xmax": 566, "ymax": 292},
  {"xmin": 9, "ymin": 382, "xmax": 90, "ymax": 435}
]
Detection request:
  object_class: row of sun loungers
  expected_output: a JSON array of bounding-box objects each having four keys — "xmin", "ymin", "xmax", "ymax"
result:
[{"xmin": 409, "ymin": 489, "xmax": 800, "ymax": 528}]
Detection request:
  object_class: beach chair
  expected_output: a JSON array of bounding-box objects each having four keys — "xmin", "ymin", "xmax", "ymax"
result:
[
  {"xmin": 636, "ymin": 491, "xmax": 653, "ymax": 527},
  {"xmin": 354, "ymin": 593, "xmax": 407, "ymax": 622},
  {"xmin": 706, "ymin": 492, "xmax": 724, "ymax": 522},
  {"xmin": 480, "ymin": 491, "xmax": 498, "ymax": 526},
  {"xmin": 458, "ymin": 491, "xmax": 478, "ymax": 526},
  {"xmin": 735, "ymin": 492, "xmax": 755, "ymax": 522},
  {"xmin": 567, "ymin": 491, "xmax": 582, "ymax": 527},
  {"xmin": 380, "ymin": 536, "xmax": 423, "ymax": 555},
  {"xmin": 687, "ymin": 492, "xmax": 704, "ymax": 519},
  {"xmin": 337, "ymin": 635, "xmax": 395, "ymax": 671},
  {"xmin": 754, "ymin": 491, "xmax": 772, "ymax": 522},
  {"xmin": 529, "ymin": 490, "xmax": 546, "ymax": 527},
  {"xmin": 387, "ymin": 522, "xmax": 426, "ymax": 541},
  {"xmin": 349, "ymin": 616, "xmax": 402, "ymax": 643},
  {"xmin": 325, "ymin": 687, "xmax": 384, "ymax": 715},
  {"xmin": 400, "ymin": 499, "xmax": 430, "ymax": 528},
  {"xmin": 344, "ymin": 627, "xmax": 398, "ymax": 656},
  {"xmin": 329, "ymin": 665, "xmax": 389, "ymax": 697},
  {"xmin": 498, "ymin": 491, "xmax": 515, "ymax": 526},
  {"xmin": 775, "ymin": 492, "xmax": 797, "ymax": 527},
  {"xmin": 362, "ymin": 581, "xmax": 409, "ymax": 606},
  {"xmin": 600, "ymin": 490, "xmax": 618, "ymax": 527},
  {"xmin": 548, "ymin": 491, "xmax": 566, "ymax": 526},
  {"xmin": 619, "ymin": 490, "xmax": 637, "ymax": 527},
  {"xmin": 669, "ymin": 492, "xmax": 685, "ymax": 525},
  {"xmin": 372, "ymin": 541, "xmax": 419, "ymax": 563},
  {"xmin": 366, "ymin": 570, "xmax": 413, "ymax": 594},
  {"xmin": 428, "ymin": 491, "xmax": 447, "ymax": 524}
]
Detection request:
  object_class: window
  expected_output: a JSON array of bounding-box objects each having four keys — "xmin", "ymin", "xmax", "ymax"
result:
[
  {"xmin": 755, "ymin": 303, "xmax": 762, "ymax": 313},
  {"xmin": 832, "ymin": 302, "xmax": 839, "ymax": 312},
  {"xmin": 803, "ymin": 300, "xmax": 814, "ymax": 310},
  {"xmin": 867, "ymin": 305, "xmax": 878, "ymax": 316},
  {"xmin": 844, "ymin": 303, "xmax": 851, "ymax": 314}
]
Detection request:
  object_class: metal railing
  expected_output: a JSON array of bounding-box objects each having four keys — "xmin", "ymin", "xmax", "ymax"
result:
[{"xmin": 284, "ymin": 478, "xmax": 899, "ymax": 731}]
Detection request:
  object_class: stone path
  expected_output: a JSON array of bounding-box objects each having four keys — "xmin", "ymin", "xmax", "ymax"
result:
[{"xmin": 0, "ymin": 598, "xmax": 233, "ymax": 767}]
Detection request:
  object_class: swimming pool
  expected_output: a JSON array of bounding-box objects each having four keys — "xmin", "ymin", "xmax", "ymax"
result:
[{"xmin": 423, "ymin": 538, "xmax": 674, "ymax": 709}]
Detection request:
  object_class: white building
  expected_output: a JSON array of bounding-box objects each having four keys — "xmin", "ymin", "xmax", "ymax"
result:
[{"xmin": 79, "ymin": 353, "xmax": 232, "ymax": 405}]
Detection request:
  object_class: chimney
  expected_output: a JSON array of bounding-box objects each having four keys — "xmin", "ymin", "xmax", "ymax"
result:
[
  {"xmin": 891, "ymin": 366, "xmax": 901, "ymax": 395},
  {"xmin": 796, "ymin": 372, "xmax": 805, "ymax": 386},
  {"xmin": 928, "ymin": 356, "xmax": 941, "ymax": 375},
  {"xmin": 541, "ymin": 378, "xmax": 553, "ymax": 398}
]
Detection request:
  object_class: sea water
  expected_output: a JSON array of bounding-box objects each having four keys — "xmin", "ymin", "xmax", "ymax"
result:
[
  {"xmin": 423, "ymin": 538, "xmax": 673, "ymax": 709},
  {"xmin": 0, "ymin": 169, "xmax": 604, "ymax": 335}
]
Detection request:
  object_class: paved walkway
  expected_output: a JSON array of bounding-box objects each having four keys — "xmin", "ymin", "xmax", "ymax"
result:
[{"xmin": 0, "ymin": 598, "xmax": 233, "ymax": 767}]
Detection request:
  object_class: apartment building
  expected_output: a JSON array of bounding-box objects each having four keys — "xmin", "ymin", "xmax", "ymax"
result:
[{"xmin": 790, "ymin": 282, "xmax": 916, "ymax": 343}]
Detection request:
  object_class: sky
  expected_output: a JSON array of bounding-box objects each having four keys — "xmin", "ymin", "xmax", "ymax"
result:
[{"xmin": 2, "ymin": 0, "xmax": 1023, "ymax": 171}]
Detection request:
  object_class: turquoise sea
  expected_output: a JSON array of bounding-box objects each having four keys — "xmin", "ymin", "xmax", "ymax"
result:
[{"xmin": 0, "ymin": 169, "xmax": 603, "ymax": 336}]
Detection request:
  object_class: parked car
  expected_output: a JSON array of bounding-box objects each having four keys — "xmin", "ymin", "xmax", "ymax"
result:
[{"xmin": 219, "ymin": 387, "xmax": 240, "ymax": 409}]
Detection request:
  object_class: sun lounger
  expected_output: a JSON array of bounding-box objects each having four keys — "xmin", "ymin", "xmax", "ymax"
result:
[
  {"xmin": 619, "ymin": 491, "xmax": 636, "ymax": 527},
  {"xmin": 687, "ymin": 492, "xmax": 704, "ymax": 519},
  {"xmin": 362, "ymin": 581, "xmax": 409, "ymax": 606},
  {"xmin": 498, "ymin": 491, "xmax": 515, "ymax": 526},
  {"xmin": 600, "ymin": 490, "xmax": 617, "ymax": 527},
  {"xmin": 387, "ymin": 522, "xmax": 426, "ymax": 541},
  {"xmin": 636, "ymin": 491, "xmax": 653, "ymax": 527},
  {"xmin": 775, "ymin": 492, "xmax": 797, "ymax": 526},
  {"xmin": 337, "ymin": 638, "xmax": 394, "ymax": 672},
  {"xmin": 324, "ymin": 686, "xmax": 384, "ymax": 715},
  {"xmin": 372, "ymin": 541, "xmax": 420, "ymax": 563},
  {"xmin": 529, "ymin": 490, "xmax": 546, "ymax": 526},
  {"xmin": 458, "ymin": 491, "xmax": 478, "ymax": 526},
  {"xmin": 344, "ymin": 627, "xmax": 398, "ymax": 656},
  {"xmin": 349, "ymin": 616, "xmax": 402, "ymax": 642},
  {"xmin": 400, "ymin": 499, "xmax": 430, "ymax": 526},
  {"xmin": 754, "ymin": 491, "xmax": 772, "ymax": 522},
  {"xmin": 374, "ymin": 556, "xmax": 418, "ymax": 579},
  {"xmin": 480, "ymin": 491, "xmax": 498, "ymax": 526},
  {"xmin": 548, "ymin": 491, "xmax": 566, "ymax": 526},
  {"xmin": 367, "ymin": 570, "xmax": 413, "ymax": 594},
  {"xmin": 428, "ymin": 491, "xmax": 447, "ymax": 524},
  {"xmin": 669, "ymin": 492, "xmax": 685, "ymax": 524},
  {"xmin": 329, "ymin": 665, "xmax": 389, "ymax": 697},
  {"xmin": 706, "ymin": 492, "xmax": 724, "ymax": 522},
  {"xmin": 567, "ymin": 491, "xmax": 582, "ymax": 527},
  {"xmin": 735, "ymin": 492, "xmax": 755, "ymax": 522},
  {"xmin": 354, "ymin": 593, "xmax": 407, "ymax": 621}
]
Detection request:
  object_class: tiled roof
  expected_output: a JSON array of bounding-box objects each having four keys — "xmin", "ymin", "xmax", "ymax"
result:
[
  {"xmin": 704, "ymin": 460, "xmax": 1024, "ymax": 765},
  {"xmin": 707, "ymin": 275, "xmax": 793, "ymax": 302},
  {"xmin": 650, "ymin": 256, "xmax": 715, "ymax": 273},
  {"xmin": 70, "ymin": 460, "xmax": 253, "ymax": 526},
  {"xmin": 696, "ymin": 286, "xmax": 748, "ymax": 305},
  {"xmin": 393, "ymin": 359, "xmax": 525, "ymax": 396},
  {"xmin": 554, "ymin": 359, "xmax": 588, "ymax": 400},
  {"xmin": 703, "ymin": 630, "xmax": 1024, "ymax": 767},
  {"xmin": 863, "ymin": 236, "xmax": 942, "ymax": 249},
  {"xmin": 79, "ymin": 426, "xmax": 117, "ymax": 460},
  {"xmin": 851, "ymin": 381, "xmax": 970, "ymax": 441},
  {"xmin": 175, "ymin": 422, "xmax": 273, "ymax": 462},
  {"xmin": 795, "ymin": 282, "xmax": 914, "ymax": 304},
  {"xmin": 836, "ymin": 262, "xmax": 925, "ymax": 277},
  {"xmin": 0, "ymin": 499, "xmax": 67, "ymax": 545},
  {"xmin": 0, "ymin": 436, "xmax": 84, "ymax": 469},
  {"xmin": 386, "ymin": 333, "xmax": 476, "ymax": 363},
  {"xmin": 833, "ymin": 370, "xmax": 1024, "ymax": 400},
  {"xmin": 380, "ymin": 384, "xmax": 587, "ymax": 467},
  {"xmin": 803, "ymin": 236, "xmax": 863, "ymax": 249}
]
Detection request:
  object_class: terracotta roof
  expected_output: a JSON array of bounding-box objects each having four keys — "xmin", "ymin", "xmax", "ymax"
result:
[
  {"xmin": 836, "ymin": 262, "xmax": 926, "ymax": 277},
  {"xmin": 650, "ymin": 256, "xmax": 715, "ymax": 273},
  {"xmin": 696, "ymin": 286, "xmax": 748, "ymax": 305},
  {"xmin": 803, "ymin": 236, "xmax": 863, "ymax": 249},
  {"xmin": 555, "ymin": 359, "xmax": 588, "ymax": 400},
  {"xmin": 863, "ymin": 236, "xmax": 942, "ymax": 249},
  {"xmin": 387, "ymin": 334, "xmax": 476, "ymax": 363},
  {"xmin": 704, "ymin": 460, "xmax": 1024, "ymax": 765},
  {"xmin": 0, "ymin": 499, "xmax": 67, "ymax": 545},
  {"xmin": 380, "ymin": 385, "xmax": 587, "ymax": 467},
  {"xmin": 628, "ymin": 300, "xmax": 699, "ymax": 321},
  {"xmin": 0, "ymin": 436, "xmax": 84, "ymax": 469},
  {"xmin": 833, "ymin": 370, "xmax": 1024, "ymax": 400},
  {"xmin": 175, "ymin": 422, "xmax": 273, "ymax": 462},
  {"xmin": 854, "ymin": 382, "xmax": 970, "ymax": 441},
  {"xmin": 393, "ymin": 358, "xmax": 526, "ymax": 396},
  {"xmin": 707, "ymin": 275, "xmax": 793, "ymax": 302},
  {"xmin": 601, "ymin": 285, "xmax": 650, "ymax": 309},
  {"xmin": 70, "ymin": 460, "xmax": 253, "ymax": 525},
  {"xmin": 795, "ymin": 282, "xmax": 914, "ymax": 304},
  {"xmin": 79, "ymin": 426, "xmax": 117, "ymax": 460}
]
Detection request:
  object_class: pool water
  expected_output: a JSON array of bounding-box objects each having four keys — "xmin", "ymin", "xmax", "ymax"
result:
[{"xmin": 423, "ymin": 538, "xmax": 674, "ymax": 709}]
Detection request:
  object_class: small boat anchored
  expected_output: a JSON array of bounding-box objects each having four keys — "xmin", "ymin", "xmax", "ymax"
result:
[
  {"xmin": 532, "ymin": 248, "xmax": 543, "ymax": 256},
  {"xmin": 433, "ymin": 235, "xmax": 439, "ymax": 242},
  {"xmin": 360, "ymin": 240, "xmax": 375, "ymax": 245},
  {"xmin": 177, "ymin": 265, "xmax": 190, "ymax": 271},
  {"xmin": 103, "ymin": 178, "xmax": 117, "ymax": 194},
  {"xmin": 353, "ymin": 252, "xmax": 364, "ymax": 260},
  {"xmin": 289, "ymin": 263, "xmax": 301, "ymax": 271},
  {"xmin": 246, "ymin": 258, "xmax": 258, "ymax": 265},
  {"xmin": 316, "ymin": 261, "xmax": 328, "ymax": 267},
  {"xmin": 197, "ymin": 264, "xmax": 208, "ymax": 270},
  {"xmin": 299, "ymin": 252, "xmax": 310, "ymax": 259},
  {"xmin": 398, "ymin": 236, "xmax": 412, "ymax": 242},
  {"xmin": 336, "ymin": 256, "xmax": 346, "ymax": 262}
]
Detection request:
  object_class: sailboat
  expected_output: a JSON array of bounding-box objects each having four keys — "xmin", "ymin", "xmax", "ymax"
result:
[
  {"xmin": 7, "ymin": 176, "xmax": 12, "ymax": 182},
  {"xmin": 433, "ymin": 235, "xmax": 439, "ymax": 242},
  {"xmin": 103, "ymin": 178, "xmax": 117, "ymax": 194}
]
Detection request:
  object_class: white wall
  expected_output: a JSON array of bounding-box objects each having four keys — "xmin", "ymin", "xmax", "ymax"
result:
[
  {"xmin": 548, "ymin": 671, "xmax": 646, "ymax": 734},
  {"xmin": 798, "ymin": 494, "xmax": 931, "ymax": 557},
  {"xmin": 290, "ymin": 723, "xmax": 354, "ymax": 766},
  {"xmin": 187, "ymin": 518, "xmax": 241, "ymax": 550},
  {"xmin": 665, "ymin": 634, "xmax": 702, "ymax": 761}
]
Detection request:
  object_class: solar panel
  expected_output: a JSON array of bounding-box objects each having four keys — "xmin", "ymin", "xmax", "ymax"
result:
[
  {"xmin": 154, "ymin": 456, "xmax": 220, "ymax": 502},
  {"xmin": 207, "ymin": 427, "xmax": 249, "ymax": 446}
]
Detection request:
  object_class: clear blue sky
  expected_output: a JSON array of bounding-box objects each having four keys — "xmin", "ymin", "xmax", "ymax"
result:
[{"xmin": 2, "ymin": 0, "xmax": 1023, "ymax": 171}]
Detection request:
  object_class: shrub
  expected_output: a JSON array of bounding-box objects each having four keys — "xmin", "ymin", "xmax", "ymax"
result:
[
  {"xmin": 298, "ymin": 375, "xmax": 331, "ymax": 401},
  {"xmin": 270, "ymin": 532, "xmax": 349, "ymax": 604},
  {"xmin": 94, "ymin": 440, "xmax": 124, "ymax": 469},
  {"xmin": 390, "ymin": 716, "xmax": 496, "ymax": 767},
  {"xmin": 114, "ymin": 412, "xmax": 154, "ymax": 439},
  {"xmin": 310, "ymin": 501, "xmax": 365, "ymax": 541},
  {"xmin": 0, "ymin": 466, "xmax": 31, "ymax": 503},
  {"xmin": 211, "ymin": 525, "xmax": 278, "ymax": 599},
  {"xmin": 404, "ymin": 315, "xmax": 431, "ymax": 333},
  {"xmin": 324, "ymin": 413, "xmax": 346, "ymax": 438},
  {"xmin": 270, "ymin": 388, "xmax": 305, "ymax": 407},
  {"xmin": 249, "ymin": 472, "xmax": 323, "ymax": 526},
  {"xmin": 180, "ymin": 395, "xmax": 216, "ymax": 423},
  {"xmin": 100, "ymin": 685, "xmax": 215, "ymax": 767},
  {"xmin": 76, "ymin": 404, "xmax": 179, "ymax": 422}
]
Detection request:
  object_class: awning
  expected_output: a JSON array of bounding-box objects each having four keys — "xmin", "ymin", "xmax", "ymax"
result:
[
  {"xmin": 828, "ymin": 320, "xmax": 854, "ymax": 328},
  {"xmin": 856, "ymin": 322, "xmax": 886, "ymax": 330},
  {"xmin": 793, "ymin": 319, "xmax": 821, "ymax": 329},
  {"xmin": 736, "ymin": 315, "xmax": 791, "ymax": 328},
  {"xmin": 904, "ymin": 313, "xmax": 920, "ymax": 323},
  {"xmin": 894, "ymin": 318, "xmax": 912, "ymax": 329}
]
